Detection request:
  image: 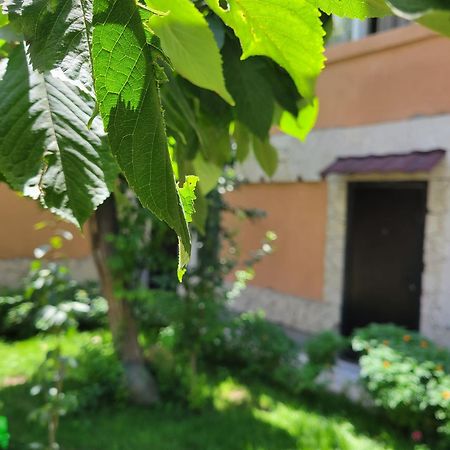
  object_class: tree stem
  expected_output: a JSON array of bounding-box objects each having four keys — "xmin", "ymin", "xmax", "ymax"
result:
[{"xmin": 90, "ymin": 196, "xmax": 159, "ymax": 405}]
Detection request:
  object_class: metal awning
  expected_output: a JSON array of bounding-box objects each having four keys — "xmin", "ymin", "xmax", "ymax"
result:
[{"xmin": 321, "ymin": 149, "xmax": 446, "ymax": 177}]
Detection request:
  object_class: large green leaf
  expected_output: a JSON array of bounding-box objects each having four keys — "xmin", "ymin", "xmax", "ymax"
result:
[
  {"xmin": 161, "ymin": 74, "xmax": 202, "ymax": 158},
  {"xmin": 197, "ymin": 114, "xmax": 231, "ymax": 167},
  {"xmin": 309, "ymin": 0, "xmax": 390, "ymax": 18},
  {"xmin": 178, "ymin": 175, "xmax": 198, "ymax": 224},
  {"xmin": 192, "ymin": 153, "xmax": 222, "ymax": 195},
  {"xmin": 206, "ymin": 0, "xmax": 325, "ymax": 100},
  {"xmin": 191, "ymin": 186, "xmax": 207, "ymax": 235},
  {"xmin": 177, "ymin": 174, "xmax": 198, "ymax": 281},
  {"xmin": 0, "ymin": 44, "xmax": 114, "ymax": 226},
  {"xmin": 0, "ymin": 13, "xmax": 8, "ymax": 27},
  {"xmin": 146, "ymin": 0, "xmax": 233, "ymax": 104},
  {"xmin": 14, "ymin": 0, "xmax": 94, "ymax": 88},
  {"xmin": 279, "ymin": 97, "xmax": 319, "ymax": 142},
  {"xmin": 92, "ymin": 0, "xmax": 191, "ymax": 268},
  {"xmin": 233, "ymin": 122, "xmax": 252, "ymax": 163},
  {"xmin": 387, "ymin": 0, "xmax": 450, "ymax": 37},
  {"xmin": 261, "ymin": 59, "xmax": 301, "ymax": 118},
  {"xmin": 252, "ymin": 137, "xmax": 278, "ymax": 178},
  {"xmin": 222, "ymin": 40, "xmax": 274, "ymax": 139}
]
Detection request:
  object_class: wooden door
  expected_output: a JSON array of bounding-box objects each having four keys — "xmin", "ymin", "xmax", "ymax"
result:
[{"xmin": 342, "ymin": 182, "xmax": 427, "ymax": 336}]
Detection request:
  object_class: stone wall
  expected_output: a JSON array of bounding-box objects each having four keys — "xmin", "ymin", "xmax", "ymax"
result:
[{"xmin": 0, "ymin": 256, "xmax": 98, "ymax": 287}]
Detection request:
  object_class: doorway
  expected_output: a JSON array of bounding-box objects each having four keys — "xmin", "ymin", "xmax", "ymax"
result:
[{"xmin": 341, "ymin": 182, "xmax": 427, "ymax": 336}]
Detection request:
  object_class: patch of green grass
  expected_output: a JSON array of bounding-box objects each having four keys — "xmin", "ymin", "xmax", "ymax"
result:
[
  {"xmin": 0, "ymin": 332, "xmax": 98, "ymax": 381},
  {"xmin": 0, "ymin": 333, "xmax": 423, "ymax": 450}
]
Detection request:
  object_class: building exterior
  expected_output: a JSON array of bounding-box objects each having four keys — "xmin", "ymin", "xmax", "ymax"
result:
[
  {"xmin": 0, "ymin": 184, "xmax": 96, "ymax": 286},
  {"xmin": 2, "ymin": 23, "xmax": 450, "ymax": 346},
  {"xmin": 228, "ymin": 24, "xmax": 450, "ymax": 347}
]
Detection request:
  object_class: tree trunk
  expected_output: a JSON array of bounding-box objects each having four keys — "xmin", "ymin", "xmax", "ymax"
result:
[{"xmin": 89, "ymin": 196, "xmax": 159, "ymax": 405}]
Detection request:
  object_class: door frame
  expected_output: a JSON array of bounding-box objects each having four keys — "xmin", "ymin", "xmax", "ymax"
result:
[
  {"xmin": 340, "ymin": 181, "xmax": 428, "ymax": 335},
  {"xmin": 321, "ymin": 170, "xmax": 450, "ymax": 346}
]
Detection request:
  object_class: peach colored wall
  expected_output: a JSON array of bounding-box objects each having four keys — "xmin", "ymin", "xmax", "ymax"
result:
[
  {"xmin": 224, "ymin": 182, "xmax": 327, "ymax": 301},
  {"xmin": 317, "ymin": 25, "xmax": 450, "ymax": 129},
  {"xmin": 0, "ymin": 185, "xmax": 91, "ymax": 259}
]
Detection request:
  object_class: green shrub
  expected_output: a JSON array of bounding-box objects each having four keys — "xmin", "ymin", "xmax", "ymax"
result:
[
  {"xmin": 0, "ymin": 262, "xmax": 107, "ymax": 340},
  {"xmin": 352, "ymin": 323, "xmax": 450, "ymax": 441},
  {"xmin": 204, "ymin": 311, "xmax": 298, "ymax": 377},
  {"xmin": 148, "ymin": 310, "xmax": 300, "ymax": 405},
  {"xmin": 270, "ymin": 331, "xmax": 346, "ymax": 395},
  {"xmin": 305, "ymin": 331, "xmax": 347, "ymax": 366},
  {"xmin": 68, "ymin": 336, "xmax": 127, "ymax": 409}
]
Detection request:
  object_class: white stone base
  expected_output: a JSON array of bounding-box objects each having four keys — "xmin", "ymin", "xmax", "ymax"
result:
[
  {"xmin": 0, "ymin": 256, "xmax": 98, "ymax": 287},
  {"xmin": 230, "ymin": 285, "xmax": 340, "ymax": 333}
]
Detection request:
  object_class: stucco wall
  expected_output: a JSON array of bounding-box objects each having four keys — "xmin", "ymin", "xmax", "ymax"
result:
[
  {"xmin": 0, "ymin": 185, "xmax": 91, "ymax": 259},
  {"xmin": 0, "ymin": 185, "xmax": 95, "ymax": 286},
  {"xmin": 317, "ymin": 25, "xmax": 450, "ymax": 128},
  {"xmin": 225, "ymin": 182, "xmax": 327, "ymax": 300}
]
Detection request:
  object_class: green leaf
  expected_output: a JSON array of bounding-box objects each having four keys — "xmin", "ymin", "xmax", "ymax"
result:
[
  {"xmin": 193, "ymin": 153, "xmax": 222, "ymax": 194},
  {"xmin": 197, "ymin": 114, "xmax": 231, "ymax": 167},
  {"xmin": 252, "ymin": 136, "xmax": 278, "ymax": 177},
  {"xmin": 207, "ymin": 13, "xmax": 225, "ymax": 49},
  {"xmin": 279, "ymin": 97, "xmax": 319, "ymax": 141},
  {"xmin": 233, "ymin": 121, "xmax": 251, "ymax": 163},
  {"xmin": 261, "ymin": 59, "xmax": 301, "ymax": 118},
  {"xmin": 191, "ymin": 186, "xmax": 207, "ymax": 235},
  {"xmin": 206, "ymin": 0, "xmax": 325, "ymax": 100},
  {"xmin": 177, "ymin": 174, "xmax": 198, "ymax": 281},
  {"xmin": 92, "ymin": 0, "xmax": 191, "ymax": 269},
  {"xmin": 0, "ymin": 13, "xmax": 8, "ymax": 27},
  {"xmin": 222, "ymin": 39, "xmax": 274, "ymax": 139},
  {"xmin": 187, "ymin": 81, "xmax": 233, "ymax": 127},
  {"xmin": 0, "ymin": 415, "xmax": 9, "ymax": 450},
  {"xmin": 12, "ymin": 0, "xmax": 94, "ymax": 88},
  {"xmin": 310, "ymin": 0, "xmax": 391, "ymax": 18},
  {"xmin": 0, "ymin": 44, "xmax": 114, "ymax": 226},
  {"xmin": 178, "ymin": 175, "xmax": 199, "ymax": 223},
  {"xmin": 386, "ymin": 0, "xmax": 450, "ymax": 36},
  {"xmin": 161, "ymin": 74, "xmax": 201, "ymax": 157},
  {"xmin": 146, "ymin": 0, "xmax": 234, "ymax": 104}
]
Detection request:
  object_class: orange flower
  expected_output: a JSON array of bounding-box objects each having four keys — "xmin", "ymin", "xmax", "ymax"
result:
[
  {"xmin": 383, "ymin": 361, "xmax": 391, "ymax": 368},
  {"xmin": 420, "ymin": 340, "xmax": 428, "ymax": 348},
  {"xmin": 441, "ymin": 391, "xmax": 450, "ymax": 400},
  {"xmin": 383, "ymin": 340, "xmax": 390, "ymax": 346},
  {"xmin": 403, "ymin": 335, "xmax": 412, "ymax": 342}
]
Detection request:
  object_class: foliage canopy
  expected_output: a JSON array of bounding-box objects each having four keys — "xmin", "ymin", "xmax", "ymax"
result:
[{"xmin": 0, "ymin": 0, "xmax": 448, "ymax": 273}]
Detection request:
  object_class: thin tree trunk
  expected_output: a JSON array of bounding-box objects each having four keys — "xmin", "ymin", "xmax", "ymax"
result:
[{"xmin": 90, "ymin": 196, "xmax": 159, "ymax": 405}]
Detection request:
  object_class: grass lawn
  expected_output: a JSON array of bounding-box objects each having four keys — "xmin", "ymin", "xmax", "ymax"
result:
[{"xmin": 0, "ymin": 332, "xmax": 423, "ymax": 450}]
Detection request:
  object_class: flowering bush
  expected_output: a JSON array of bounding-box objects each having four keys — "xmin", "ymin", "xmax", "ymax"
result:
[{"xmin": 352, "ymin": 324, "xmax": 450, "ymax": 442}]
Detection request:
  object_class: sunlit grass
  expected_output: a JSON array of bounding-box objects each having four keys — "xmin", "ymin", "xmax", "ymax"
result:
[{"xmin": 0, "ymin": 331, "xmax": 99, "ymax": 382}]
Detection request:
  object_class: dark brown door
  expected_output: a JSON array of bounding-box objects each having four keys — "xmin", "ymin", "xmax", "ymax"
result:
[{"xmin": 342, "ymin": 182, "xmax": 427, "ymax": 336}]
